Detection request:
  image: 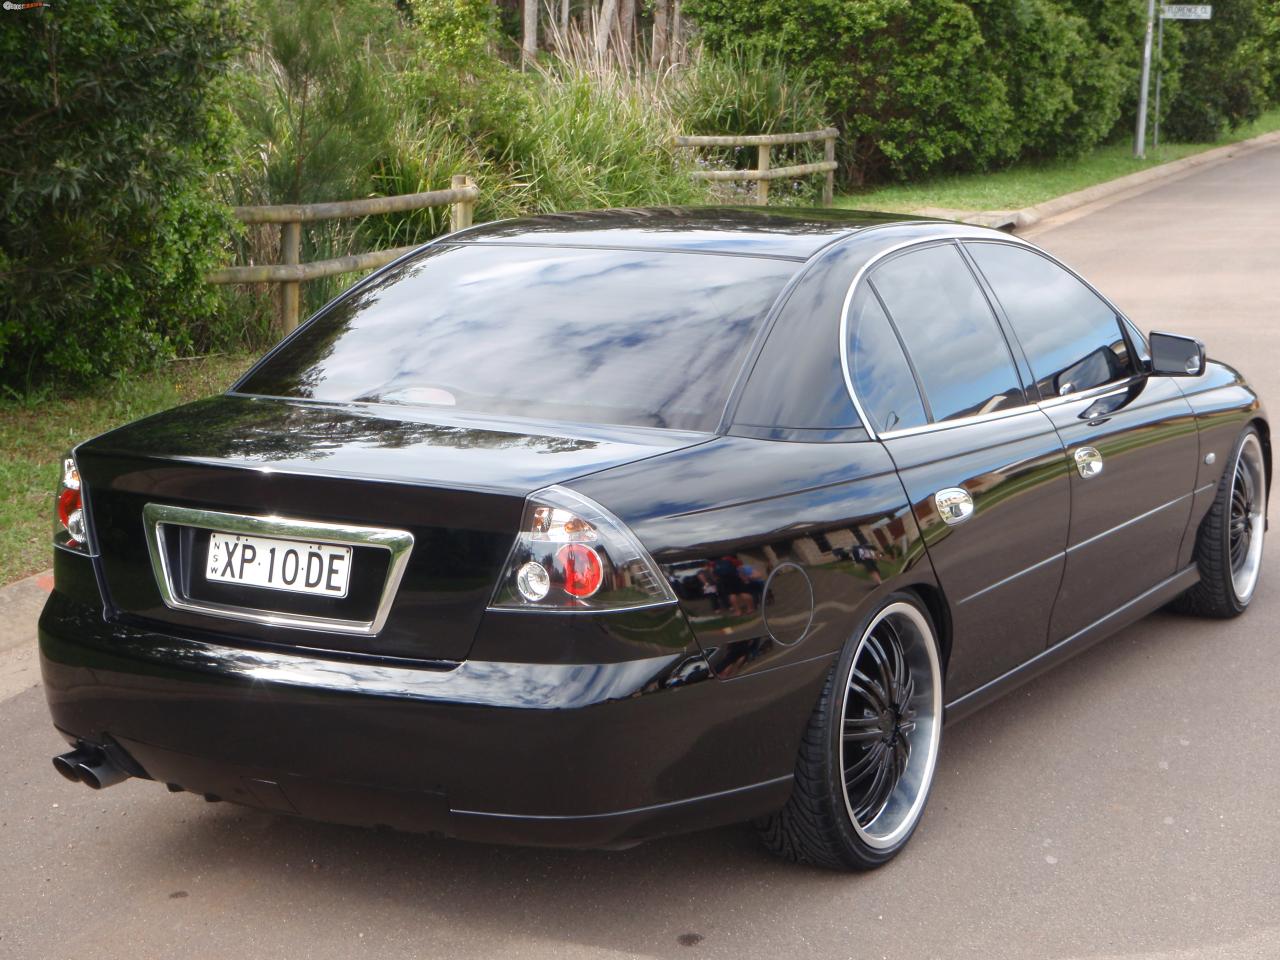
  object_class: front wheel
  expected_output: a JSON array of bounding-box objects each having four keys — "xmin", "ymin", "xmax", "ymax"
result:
[
  {"xmin": 1173, "ymin": 426, "xmax": 1267, "ymax": 618},
  {"xmin": 758, "ymin": 593, "xmax": 943, "ymax": 870}
]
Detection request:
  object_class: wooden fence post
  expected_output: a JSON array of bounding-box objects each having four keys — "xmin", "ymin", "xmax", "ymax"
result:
[
  {"xmin": 823, "ymin": 134, "xmax": 836, "ymax": 207},
  {"xmin": 280, "ymin": 220, "xmax": 301, "ymax": 335},
  {"xmin": 756, "ymin": 144, "xmax": 770, "ymax": 205},
  {"xmin": 450, "ymin": 174, "xmax": 475, "ymax": 232}
]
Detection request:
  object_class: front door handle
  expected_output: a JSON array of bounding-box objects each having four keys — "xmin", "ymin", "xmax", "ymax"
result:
[
  {"xmin": 935, "ymin": 487, "xmax": 974, "ymax": 525},
  {"xmin": 1073, "ymin": 446, "xmax": 1104, "ymax": 478}
]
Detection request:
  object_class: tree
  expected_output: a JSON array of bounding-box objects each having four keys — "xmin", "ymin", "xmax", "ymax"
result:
[
  {"xmin": 523, "ymin": 0, "xmax": 538, "ymax": 60},
  {"xmin": 651, "ymin": 0, "xmax": 671, "ymax": 65},
  {"xmin": 595, "ymin": 0, "xmax": 619, "ymax": 55},
  {"xmin": 0, "ymin": 0, "xmax": 244, "ymax": 386}
]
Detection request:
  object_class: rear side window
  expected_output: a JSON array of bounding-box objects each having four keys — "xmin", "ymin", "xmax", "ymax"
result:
[
  {"xmin": 966, "ymin": 242, "xmax": 1135, "ymax": 398},
  {"xmin": 869, "ymin": 244, "xmax": 1024, "ymax": 423},
  {"xmin": 846, "ymin": 287, "xmax": 927, "ymax": 433},
  {"xmin": 239, "ymin": 244, "xmax": 797, "ymax": 432}
]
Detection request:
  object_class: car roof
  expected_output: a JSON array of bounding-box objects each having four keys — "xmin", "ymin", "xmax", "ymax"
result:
[{"xmin": 449, "ymin": 206, "xmax": 939, "ymax": 261}]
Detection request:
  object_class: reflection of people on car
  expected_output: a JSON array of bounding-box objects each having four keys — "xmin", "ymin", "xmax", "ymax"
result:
[
  {"xmin": 697, "ymin": 569, "xmax": 721, "ymax": 610},
  {"xmin": 713, "ymin": 555, "xmax": 756, "ymax": 616},
  {"xmin": 738, "ymin": 562, "xmax": 767, "ymax": 606},
  {"xmin": 852, "ymin": 542, "xmax": 882, "ymax": 585}
]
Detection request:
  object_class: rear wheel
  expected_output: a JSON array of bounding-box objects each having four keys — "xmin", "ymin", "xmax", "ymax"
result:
[
  {"xmin": 758, "ymin": 593, "xmax": 943, "ymax": 870},
  {"xmin": 1174, "ymin": 426, "xmax": 1267, "ymax": 618}
]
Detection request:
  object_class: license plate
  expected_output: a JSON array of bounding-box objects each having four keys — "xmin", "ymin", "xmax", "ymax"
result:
[{"xmin": 205, "ymin": 531, "xmax": 352, "ymax": 598}]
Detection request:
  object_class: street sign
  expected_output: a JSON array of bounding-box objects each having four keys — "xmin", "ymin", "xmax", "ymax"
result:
[{"xmin": 1161, "ymin": 5, "xmax": 1212, "ymax": 19}]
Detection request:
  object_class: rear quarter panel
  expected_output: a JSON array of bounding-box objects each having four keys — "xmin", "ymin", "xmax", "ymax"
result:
[{"xmin": 572, "ymin": 436, "xmax": 932, "ymax": 680}]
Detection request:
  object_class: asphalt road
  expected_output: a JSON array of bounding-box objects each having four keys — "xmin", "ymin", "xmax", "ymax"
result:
[{"xmin": 3, "ymin": 143, "xmax": 1279, "ymax": 960}]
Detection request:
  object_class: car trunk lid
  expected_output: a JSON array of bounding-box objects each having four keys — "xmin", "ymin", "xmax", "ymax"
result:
[{"xmin": 78, "ymin": 394, "xmax": 706, "ymax": 662}]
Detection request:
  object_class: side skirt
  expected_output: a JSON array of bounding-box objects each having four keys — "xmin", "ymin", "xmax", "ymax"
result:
[{"xmin": 944, "ymin": 564, "xmax": 1200, "ymax": 725}]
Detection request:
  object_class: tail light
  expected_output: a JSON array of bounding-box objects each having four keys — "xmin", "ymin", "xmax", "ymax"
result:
[
  {"xmin": 54, "ymin": 453, "xmax": 92, "ymax": 553},
  {"xmin": 488, "ymin": 485, "xmax": 676, "ymax": 612}
]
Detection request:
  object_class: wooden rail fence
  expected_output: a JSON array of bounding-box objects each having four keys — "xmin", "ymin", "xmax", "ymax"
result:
[
  {"xmin": 674, "ymin": 127, "xmax": 839, "ymax": 206},
  {"xmin": 208, "ymin": 174, "xmax": 479, "ymax": 334}
]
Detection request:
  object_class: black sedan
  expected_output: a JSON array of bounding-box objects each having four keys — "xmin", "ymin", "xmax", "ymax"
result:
[{"xmin": 40, "ymin": 208, "xmax": 1268, "ymax": 870}]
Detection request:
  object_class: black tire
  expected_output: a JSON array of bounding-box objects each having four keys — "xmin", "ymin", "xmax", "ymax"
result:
[
  {"xmin": 1172, "ymin": 425, "xmax": 1267, "ymax": 618},
  {"xmin": 757, "ymin": 592, "xmax": 943, "ymax": 870}
]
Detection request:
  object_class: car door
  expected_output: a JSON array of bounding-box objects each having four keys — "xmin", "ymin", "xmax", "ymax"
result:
[
  {"xmin": 848, "ymin": 241, "xmax": 1071, "ymax": 701},
  {"xmin": 964, "ymin": 240, "xmax": 1200, "ymax": 644}
]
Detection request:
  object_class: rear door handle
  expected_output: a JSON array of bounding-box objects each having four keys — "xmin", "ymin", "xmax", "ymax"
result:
[
  {"xmin": 935, "ymin": 487, "xmax": 974, "ymax": 525},
  {"xmin": 1073, "ymin": 446, "xmax": 1104, "ymax": 478}
]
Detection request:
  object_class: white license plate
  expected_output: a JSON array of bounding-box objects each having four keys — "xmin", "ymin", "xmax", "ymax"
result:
[{"xmin": 205, "ymin": 532, "xmax": 352, "ymax": 598}]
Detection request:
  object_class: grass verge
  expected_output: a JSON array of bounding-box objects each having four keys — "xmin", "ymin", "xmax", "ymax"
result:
[
  {"xmin": 0, "ymin": 354, "xmax": 254, "ymax": 586},
  {"xmin": 837, "ymin": 109, "xmax": 1280, "ymax": 213}
]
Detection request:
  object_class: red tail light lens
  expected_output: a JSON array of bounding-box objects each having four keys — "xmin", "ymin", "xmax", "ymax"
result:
[
  {"xmin": 558, "ymin": 543, "xmax": 603, "ymax": 598},
  {"xmin": 488, "ymin": 486, "xmax": 676, "ymax": 612},
  {"xmin": 54, "ymin": 455, "xmax": 91, "ymax": 553},
  {"xmin": 57, "ymin": 486, "xmax": 80, "ymax": 530}
]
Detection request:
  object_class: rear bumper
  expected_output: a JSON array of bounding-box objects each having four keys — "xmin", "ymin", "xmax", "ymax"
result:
[{"xmin": 39, "ymin": 588, "xmax": 826, "ymax": 848}]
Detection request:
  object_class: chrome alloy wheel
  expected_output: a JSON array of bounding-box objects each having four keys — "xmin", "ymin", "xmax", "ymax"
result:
[
  {"xmin": 838, "ymin": 601, "xmax": 942, "ymax": 850},
  {"xmin": 1229, "ymin": 432, "xmax": 1266, "ymax": 604}
]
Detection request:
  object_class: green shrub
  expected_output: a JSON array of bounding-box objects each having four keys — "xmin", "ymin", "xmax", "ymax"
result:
[
  {"xmin": 1161, "ymin": 0, "xmax": 1272, "ymax": 141},
  {"xmin": 663, "ymin": 45, "xmax": 832, "ymax": 204},
  {"xmin": 225, "ymin": 0, "xmax": 410, "ymax": 314},
  {"xmin": 1055, "ymin": 0, "xmax": 1148, "ymax": 141},
  {"xmin": 671, "ymin": 45, "xmax": 830, "ymax": 137},
  {"xmin": 223, "ymin": 0, "xmax": 705, "ymax": 317},
  {"xmin": 513, "ymin": 65, "xmax": 707, "ymax": 211},
  {"xmin": 1263, "ymin": 0, "xmax": 1280, "ymax": 103},
  {"xmin": 685, "ymin": 0, "xmax": 1016, "ymax": 183},
  {"xmin": 1165, "ymin": 0, "xmax": 1270, "ymax": 140},
  {"xmin": 970, "ymin": 0, "xmax": 1125, "ymax": 159},
  {"xmin": 0, "ymin": 1, "xmax": 244, "ymax": 388}
]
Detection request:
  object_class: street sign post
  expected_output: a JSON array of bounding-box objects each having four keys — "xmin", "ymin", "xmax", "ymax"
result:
[
  {"xmin": 1137, "ymin": 4, "xmax": 1213, "ymax": 157},
  {"xmin": 1135, "ymin": 0, "xmax": 1158, "ymax": 158}
]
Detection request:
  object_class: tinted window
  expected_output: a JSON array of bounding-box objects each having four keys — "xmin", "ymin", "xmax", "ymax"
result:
[
  {"xmin": 846, "ymin": 287, "xmax": 927, "ymax": 433},
  {"xmin": 870, "ymin": 244, "xmax": 1024, "ymax": 423},
  {"xmin": 731, "ymin": 240, "xmax": 866, "ymax": 434},
  {"xmin": 967, "ymin": 242, "xmax": 1134, "ymax": 398},
  {"xmin": 240, "ymin": 244, "xmax": 797, "ymax": 431}
]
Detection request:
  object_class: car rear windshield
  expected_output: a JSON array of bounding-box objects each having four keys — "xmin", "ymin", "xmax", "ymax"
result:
[{"xmin": 238, "ymin": 243, "xmax": 798, "ymax": 432}]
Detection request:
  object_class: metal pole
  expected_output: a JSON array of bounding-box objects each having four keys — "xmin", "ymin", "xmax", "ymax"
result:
[
  {"xmin": 1153, "ymin": 12, "xmax": 1165, "ymax": 149},
  {"xmin": 1135, "ymin": 0, "xmax": 1157, "ymax": 158}
]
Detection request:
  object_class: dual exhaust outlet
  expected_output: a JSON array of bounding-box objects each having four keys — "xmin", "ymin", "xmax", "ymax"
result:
[{"xmin": 52, "ymin": 744, "xmax": 131, "ymax": 790}]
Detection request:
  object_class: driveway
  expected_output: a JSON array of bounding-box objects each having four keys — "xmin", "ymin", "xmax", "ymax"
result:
[{"xmin": 2, "ymin": 143, "xmax": 1278, "ymax": 959}]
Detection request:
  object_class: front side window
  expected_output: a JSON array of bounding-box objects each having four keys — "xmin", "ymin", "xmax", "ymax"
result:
[
  {"xmin": 846, "ymin": 286, "xmax": 927, "ymax": 433},
  {"xmin": 966, "ymin": 242, "xmax": 1135, "ymax": 399},
  {"xmin": 869, "ymin": 244, "xmax": 1024, "ymax": 423},
  {"xmin": 239, "ymin": 244, "xmax": 797, "ymax": 432}
]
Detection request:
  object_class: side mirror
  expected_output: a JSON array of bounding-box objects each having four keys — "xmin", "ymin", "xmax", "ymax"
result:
[{"xmin": 1148, "ymin": 331, "xmax": 1205, "ymax": 377}]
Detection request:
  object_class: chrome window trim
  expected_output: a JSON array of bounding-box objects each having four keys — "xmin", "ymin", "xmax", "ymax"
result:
[
  {"xmin": 1036, "ymin": 377, "xmax": 1139, "ymax": 411},
  {"xmin": 877, "ymin": 402, "xmax": 1041, "ymax": 440},
  {"xmin": 142, "ymin": 503, "xmax": 414, "ymax": 636},
  {"xmin": 839, "ymin": 233, "xmax": 1143, "ymax": 441}
]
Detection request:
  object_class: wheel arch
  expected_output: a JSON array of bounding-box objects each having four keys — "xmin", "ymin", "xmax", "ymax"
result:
[
  {"xmin": 1250, "ymin": 416, "xmax": 1271, "ymax": 497},
  {"xmin": 898, "ymin": 581, "xmax": 953, "ymax": 682}
]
